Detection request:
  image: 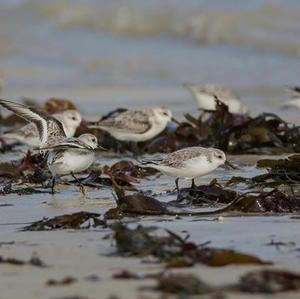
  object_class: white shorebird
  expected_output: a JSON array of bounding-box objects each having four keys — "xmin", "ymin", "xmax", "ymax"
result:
[
  {"xmin": 40, "ymin": 133, "xmax": 101, "ymax": 194},
  {"xmin": 0, "ymin": 99, "xmax": 79, "ymax": 148},
  {"xmin": 1, "ymin": 109, "xmax": 82, "ymax": 147},
  {"xmin": 281, "ymin": 86, "xmax": 300, "ymax": 111},
  {"xmin": 141, "ymin": 146, "xmax": 233, "ymax": 191},
  {"xmin": 184, "ymin": 83, "xmax": 249, "ymax": 114},
  {"xmin": 88, "ymin": 107, "xmax": 172, "ymax": 142}
]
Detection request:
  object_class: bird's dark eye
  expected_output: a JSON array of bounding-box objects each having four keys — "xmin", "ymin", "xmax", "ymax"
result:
[
  {"xmin": 72, "ymin": 117, "xmax": 76, "ymax": 121},
  {"xmin": 218, "ymin": 155, "xmax": 222, "ymax": 159},
  {"xmin": 92, "ymin": 138, "xmax": 96, "ymax": 142},
  {"xmin": 163, "ymin": 112, "xmax": 168, "ymax": 116}
]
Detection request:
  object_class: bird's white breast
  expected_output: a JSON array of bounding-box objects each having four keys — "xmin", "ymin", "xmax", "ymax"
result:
[{"xmin": 47, "ymin": 150, "xmax": 95, "ymax": 176}]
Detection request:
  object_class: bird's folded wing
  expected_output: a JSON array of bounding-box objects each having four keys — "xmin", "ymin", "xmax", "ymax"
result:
[
  {"xmin": 99, "ymin": 109, "xmax": 151, "ymax": 134},
  {"xmin": 39, "ymin": 138, "xmax": 93, "ymax": 151}
]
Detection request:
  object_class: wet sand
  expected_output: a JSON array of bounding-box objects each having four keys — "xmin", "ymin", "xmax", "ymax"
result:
[
  {"xmin": 2, "ymin": 211, "xmax": 300, "ymax": 299},
  {"xmin": 1, "ymin": 153, "xmax": 300, "ymax": 298}
]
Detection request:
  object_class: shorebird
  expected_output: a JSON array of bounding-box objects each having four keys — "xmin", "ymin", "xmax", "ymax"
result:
[
  {"xmin": 40, "ymin": 133, "xmax": 101, "ymax": 194},
  {"xmin": 184, "ymin": 83, "xmax": 249, "ymax": 114},
  {"xmin": 0, "ymin": 99, "xmax": 76, "ymax": 148},
  {"xmin": 88, "ymin": 107, "xmax": 172, "ymax": 142},
  {"xmin": 1, "ymin": 109, "xmax": 82, "ymax": 147},
  {"xmin": 281, "ymin": 86, "xmax": 300, "ymax": 111},
  {"xmin": 141, "ymin": 146, "xmax": 234, "ymax": 191}
]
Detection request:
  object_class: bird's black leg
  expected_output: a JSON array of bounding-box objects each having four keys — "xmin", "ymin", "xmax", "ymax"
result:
[
  {"xmin": 131, "ymin": 142, "xmax": 140, "ymax": 157},
  {"xmin": 71, "ymin": 172, "xmax": 85, "ymax": 195},
  {"xmin": 51, "ymin": 177, "xmax": 56, "ymax": 194},
  {"xmin": 191, "ymin": 178, "xmax": 196, "ymax": 190},
  {"xmin": 175, "ymin": 177, "xmax": 180, "ymax": 193}
]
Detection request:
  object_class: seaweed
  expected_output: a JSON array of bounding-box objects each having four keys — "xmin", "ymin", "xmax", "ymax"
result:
[
  {"xmin": 256, "ymin": 154, "xmax": 300, "ymax": 183},
  {"xmin": 47, "ymin": 277, "xmax": 77, "ymax": 286},
  {"xmin": 110, "ymin": 223, "xmax": 270, "ymax": 267},
  {"xmin": 157, "ymin": 273, "xmax": 211, "ymax": 294},
  {"xmin": 175, "ymin": 179, "xmax": 237, "ymax": 205},
  {"xmin": 108, "ymin": 178, "xmax": 300, "ymax": 217},
  {"xmin": 153, "ymin": 269, "xmax": 300, "ymax": 295},
  {"xmin": 0, "ymin": 253, "xmax": 46, "ymax": 267},
  {"xmin": 1, "ymin": 184, "xmax": 48, "ymax": 195},
  {"xmin": 142, "ymin": 100, "xmax": 300, "ymax": 155},
  {"xmin": 22, "ymin": 211, "xmax": 106, "ymax": 231},
  {"xmin": 179, "ymin": 101, "xmax": 300, "ymax": 154},
  {"xmin": 238, "ymin": 270, "xmax": 300, "ymax": 293},
  {"xmin": 109, "ymin": 187, "xmax": 168, "ymax": 216},
  {"xmin": 112, "ymin": 270, "xmax": 140, "ymax": 279}
]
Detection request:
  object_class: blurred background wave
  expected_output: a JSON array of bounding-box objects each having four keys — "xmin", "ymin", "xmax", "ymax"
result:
[{"xmin": 0, "ymin": 0, "xmax": 300, "ymax": 118}]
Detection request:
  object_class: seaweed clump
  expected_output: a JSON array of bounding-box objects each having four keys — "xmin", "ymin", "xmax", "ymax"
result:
[
  {"xmin": 155, "ymin": 269, "xmax": 300, "ymax": 295},
  {"xmin": 143, "ymin": 100, "xmax": 300, "ymax": 155},
  {"xmin": 23, "ymin": 211, "xmax": 106, "ymax": 231},
  {"xmin": 110, "ymin": 223, "xmax": 270, "ymax": 267},
  {"xmin": 176, "ymin": 101, "xmax": 300, "ymax": 155}
]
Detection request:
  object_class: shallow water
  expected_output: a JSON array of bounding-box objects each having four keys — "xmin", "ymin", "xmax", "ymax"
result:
[{"xmin": 1, "ymin": 1, "xmax": 300, "ymax": 298}]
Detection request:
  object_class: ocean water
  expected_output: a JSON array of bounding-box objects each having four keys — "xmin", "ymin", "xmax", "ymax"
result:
[{"xmin": 0, "ymin": 0, "xmax": 300, "ymax": 119}]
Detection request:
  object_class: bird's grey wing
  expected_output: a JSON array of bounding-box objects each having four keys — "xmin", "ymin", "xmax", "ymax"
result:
[
  {"xmin": 45, "ymin": 119, "xmax": 67, "ymax": 146},
  {"xmin": 0, "ymin": 99, "xmax": 65, "ymax": 146},
  {"xmin": 160, "ymin": 147, "xmax": 209, "ymax": 168},
  {"xmin": 48, "ymin": 150, "xmax": 65, "ymax": 165},
  {"xmin": 99, "ymin": 110, "xmax": 151, "ymax": 134},
  {"xmin": 2, "ymin": 122, "xmax": 38, "ymax": 139}
]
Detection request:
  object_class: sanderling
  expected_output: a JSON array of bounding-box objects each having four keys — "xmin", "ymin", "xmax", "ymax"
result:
[
  {"xmin": 141, "ymin": 146, "xmax": 234, "ymax": 191},
  {"xmin": 281, "ymin": 86, "xmax": 300, "ymax": 111},
  {"xmin": 41, "ymin": 133, "xmax": 101, "ymax": 194},
  {"xmin": 1, "ymin": 109, "xmax": 82, "ymax": 147},
  {"xmin": 184, "ymin": 83, "xmax": 249, "ymax": 114},
  {"xmin": 0, "ymin": 99, "xmax": 76, "ymax": 148},
  {"xmin": 88, "ymin": 107, "xmax": 172, "ymax": 142}
]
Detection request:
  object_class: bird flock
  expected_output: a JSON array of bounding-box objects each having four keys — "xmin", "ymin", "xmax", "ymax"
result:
[{"xmin": 0, "ymin": 84, "xmax": 299, "ymax": 194}]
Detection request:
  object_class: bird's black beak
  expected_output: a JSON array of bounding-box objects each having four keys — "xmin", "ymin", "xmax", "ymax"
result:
[
  {"xmin": 171, "ymin": 117, "xmax": 181, "ymax": 125},
  {"xmin": 224, "ymin": 160, "xmax": 239, "ymax": 170},
  {"xmin": 96, "ymin": 144, "xmax": 107, "ymax": 151},
  {"xmin": 86, "ymin": 121, "xmax": 100, "ymax": 129}
]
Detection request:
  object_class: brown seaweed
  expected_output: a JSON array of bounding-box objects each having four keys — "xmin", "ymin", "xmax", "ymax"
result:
[
  {"xmin": 108, "ymin": 178, "xmax": 300, "ymax": 217},
  {"xmin": 22, "ymin": 211, "xmax": 106, "ymax": 231},
  {"xmin": 47, "ymin": 277, "xmax": 77, "ymax": 286},
  {"xmin": 175, "ymin": 179, "xmax": 237, "ymax": 205},
  {"xmin": 0, "ymin": 253, "xmax": 46, "ymax": 267},
  {"xmin": 238, "ymin": 269, "xmax": 300, "ymax": 293},
  {"xmin": 110, "ymin": 223, "xmax": 270, "ymax": 267},
  {"xmin": 143, "ymin": 100, "xmax": 300, "ymax": 155},
  {"xmin": 157, "ymin": 273, "xmax": 211, "ymax": 294},
  {"xmin": 153, "ymin": 269, "xmax": 300, "ymax": 295},
  {"xmin": 256, "ymin": 154, "xmax": 300, "ymax": 183}
]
